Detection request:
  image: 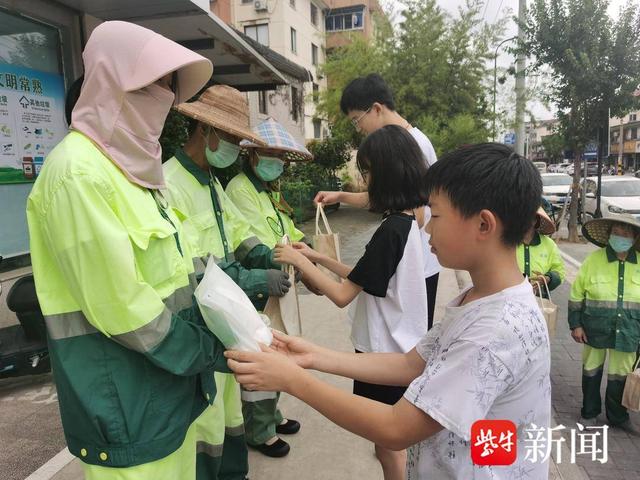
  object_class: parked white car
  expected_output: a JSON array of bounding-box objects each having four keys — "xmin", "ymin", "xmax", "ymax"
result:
[
  {"xmin": 541, "ymin": 173, "xmax": 572, "ymax": 208},
  {"xmin": 582, "ymin": 176, "xmax": 640, "ymax": 221},
  {"xmin": 556, "ymin": 162, "xmax": 572, "ymax": 174},
  {"xmin": 533, "ymin": 161, "xmax": 547, "ymax": 173}
]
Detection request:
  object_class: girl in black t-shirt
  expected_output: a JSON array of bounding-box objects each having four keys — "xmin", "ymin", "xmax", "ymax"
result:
[{"xmin": 274, "ymin": 125, "xmax": 430, "ymax": 480}]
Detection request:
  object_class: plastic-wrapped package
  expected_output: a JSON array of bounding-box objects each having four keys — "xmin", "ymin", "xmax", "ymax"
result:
[{"xmin": 195, "ymin": 258, "xmax": 272, "ymax": 352}]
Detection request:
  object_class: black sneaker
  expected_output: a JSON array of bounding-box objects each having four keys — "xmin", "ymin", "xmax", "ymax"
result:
[
  {"xmin": 253, "ymin": 438, "xmax": 290, "ymax": 458},
  {"xmin": 276, "ymin": 419, "xmax": 301, "ymax": 435}
]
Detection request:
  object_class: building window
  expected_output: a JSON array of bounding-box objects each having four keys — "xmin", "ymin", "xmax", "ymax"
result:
[
  {"xmin": 312, "ymin": 83, "xmax": 319, "ymax": 103},
  {"xmin": 312, "ymin": 43, "xmax": 318, "ymax": 66},
  {"xmin": 258, "ymin": 91, "xmax": 268, "ymax": 115},
  {"xmin": 631, "ymin": 113, "xmax": 638, "ymax": 122},
  {"xmin": 242, "ymin": 0, "xmax": 253, "ymax": 3},
  {"xmin": 325, "ymin": 8, "xmax": 364, "ymax": 32},
  {"xmin": 244, "ymin": 24, "xmax": 269, "ymax": 46},
  {"xmin": 290, "ymin": 27, "xmax": 297, "ymax": 54},
  {"xmin": 290, "ymin": 0, "xmax": 295, "ymax": 9},
  {"xmin": 291, "ymin": 86, "xmax": 300, "ymax": 122},
  {"xmin": 311, "ymin": 3, "xmax": 318, "ymax": 26},
  {"xmin": 313, "ymin": 119, "xmax": 322, "ymax": 139}
]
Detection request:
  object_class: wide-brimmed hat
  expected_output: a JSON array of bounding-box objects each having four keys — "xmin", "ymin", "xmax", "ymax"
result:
[
  {"xmin": 536, "ymin": 207, "xmax": 556, "ymax": 235},
  {"xmin": 241, "ymin": 117, "xmax": 313, "ymax": 162},
  {"xmin": 582, "ymin": 215, "xmax": 640, "ymax": 249},
  {"xmin": 175, "ymin": 85, "xmax": 266, "ymax": 146}
]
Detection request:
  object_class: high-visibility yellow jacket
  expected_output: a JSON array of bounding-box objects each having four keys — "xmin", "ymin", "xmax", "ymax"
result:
[
  {"xmin": 225, "ymin": 169, "xmax": 304, "ymax": 248},
  {"xmin": 569, "ymin": 246, "xmax": 640, "ymax": 352},
  {"xmin": 163, "ymin": 149, "xmax": 278, "ymax": 306},
  {"xmin": 516, "ymin": 233, "xmax": 565, "ymax": 293},
  {"xmin": 27, "ymin": 131, "xmax": 227, "ymax": 467}
]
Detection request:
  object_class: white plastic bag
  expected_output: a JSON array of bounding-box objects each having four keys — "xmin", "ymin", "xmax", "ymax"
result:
[{"xmin": 195, "ymin": 257, "xmax": 272, "ymax": 352}]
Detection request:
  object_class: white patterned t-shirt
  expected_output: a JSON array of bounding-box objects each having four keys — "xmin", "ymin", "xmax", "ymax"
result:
[{"xmin": 404, "ymin": 279, "xmax": 551, "ymax": 479}]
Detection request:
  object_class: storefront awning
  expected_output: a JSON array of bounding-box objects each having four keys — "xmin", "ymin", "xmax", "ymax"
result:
[{"xmin": 55, "ymin": 0, "xmax": 288, "ymax": 90}]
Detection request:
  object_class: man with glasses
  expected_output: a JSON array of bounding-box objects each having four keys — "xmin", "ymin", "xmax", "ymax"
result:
[{"xmin": 315, "ymin": 74, "xmax": 441, "ymax": 329}]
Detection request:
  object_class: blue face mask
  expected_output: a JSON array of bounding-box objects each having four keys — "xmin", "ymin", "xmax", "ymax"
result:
[
  {"xmin": 255, "ymin": 155, "xmax": 284, "ymax": 182},
  {"xmin": 204, "ymin": 130, "xmax": 240, "ymax": 169},
  {"xmin": 609, "ymin": 234, "xmax": 635, "ymax": 253}
]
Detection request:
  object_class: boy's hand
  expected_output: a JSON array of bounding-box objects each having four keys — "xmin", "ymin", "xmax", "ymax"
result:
[
  {"xmin": 292, "ymin": 242, "xmax": 322, "ymax": 263},
  {"xmin": 274, "ymin": 243, "xmax": 306, "ymax": 268},
  {"xmin": 314, "ymin": 191, "xmax": 341, "ymax": 205},
  {"xmin": 571, "ymin": 327, "xmax": 588, "ymax": 344},
  {"xmin": 269, "ymin": 330, "xmax": 317, "ymax": 369},
  {"xmin": 225, "ymin": 344, "xmax": 305, "ymax": 393}
]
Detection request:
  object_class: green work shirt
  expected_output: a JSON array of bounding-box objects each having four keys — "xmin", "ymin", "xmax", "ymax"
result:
[
  {"xmin": 27, "ymin": 132, "xmax": 228, "ymax": 467},
  {"xmin": 163, "ymin": 149, "xmax": 277, "ymax": 306},
  {"xmin": 517, "ymin": 233, "xmax": 565, "ymax": 293},
  {"xmin": 225, "ymin": 170, "xmax": 304, "ymax": 248},
  {"xmin": 569, "ymin": 246, "xmax": 640, "ymax": 352}
]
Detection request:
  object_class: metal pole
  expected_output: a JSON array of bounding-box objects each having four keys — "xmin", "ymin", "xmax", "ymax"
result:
[
  {"xmin": 515, "ymin": 0, "xmax": 527, "ymax": 156},
  {"xmin": 595, "ymin": 123, "xmax": 603, "ymax": 218},
  {"xmin": 492, "ymin": 36, "xmax": 517, "ymax": 142},
  {"xmin": 619, "ymin": 117, "xmax": 624, "ymax": 175}
]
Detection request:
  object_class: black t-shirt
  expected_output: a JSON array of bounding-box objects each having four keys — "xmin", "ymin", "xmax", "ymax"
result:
[{"xmin": 347, "ymin": 212, "xmax": 414, "ymax": 297}]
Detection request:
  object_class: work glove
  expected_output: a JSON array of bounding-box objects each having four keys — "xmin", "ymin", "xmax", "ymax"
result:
[{"xmin": 266, "ymin": 269, "xmax": 291, "ymax": 297}]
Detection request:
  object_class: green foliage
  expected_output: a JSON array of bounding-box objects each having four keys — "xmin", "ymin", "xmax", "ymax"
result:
[
  {"xmin": 160, "ymin": 110, "xmax": 189, "ymax": 162},
  {"xmin": 318, "ymin": 0, "xmax": 504, "ymax": 153},
  {"xmin": 306, "ymin": 136, "xmax": 352, "ymax": 172},
  {"xmin": 522, "ymin": 0, "xmax": 640, "ymax": 152},
  {"xmin": 540, "ymin": 133, "xmax": 565, "ymax": 164}
]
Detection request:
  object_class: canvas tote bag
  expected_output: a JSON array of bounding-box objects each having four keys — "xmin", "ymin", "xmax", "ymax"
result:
[
  {"xmin": 535, "ymin": 278, "xmax": 558, "ymax": 337},
  {"xmin": 312, "ymin": 204, "xmax": 342, "ymax": 282},
  {"xmin": 263, "ymin": 235, "xmax": 302, "ymax": 336},
  {"xmin": 622, "ymin": 353, "xmax": 640, "ymax": 412}
]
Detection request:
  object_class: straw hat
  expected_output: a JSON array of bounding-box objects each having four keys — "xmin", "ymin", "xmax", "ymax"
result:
[
  {"xmin": 536, "ymin": 207, "xmax": 556, "ymax": 236},
  {"xmin": 582, "ymin": 215, "xmax": 640, "ymax": 249},
  {"xmin": 175, "ymin": 85, "xmax": 266, "ymax": 146},
  {"xmin": 241, "ymin": 117, "xmax": 313, "ymax": 163}
]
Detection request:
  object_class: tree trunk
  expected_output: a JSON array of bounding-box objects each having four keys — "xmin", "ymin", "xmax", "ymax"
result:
[{"xmin": 567, "ymin": 151, "xmax": 582, "ymax": 242}]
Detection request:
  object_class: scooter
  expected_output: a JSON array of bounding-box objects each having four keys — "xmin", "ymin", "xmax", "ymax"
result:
[{"xmin": 0, "ymin": 256, "xmax": 50, "ymax": 379}]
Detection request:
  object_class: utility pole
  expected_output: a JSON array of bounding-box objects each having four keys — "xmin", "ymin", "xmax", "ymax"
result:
[
  {"xmin": 618, "ymin": 116, "xmax": 624, "ymax": 175},
  {"xmin": 515, "ymin": 0, "xmax": 526, "ymax": 156}
]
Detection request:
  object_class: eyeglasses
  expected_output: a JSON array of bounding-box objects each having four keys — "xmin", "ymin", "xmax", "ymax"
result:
[{"xmin": 350, "ymin": 107, "xmax": 371, "ymax": 128}]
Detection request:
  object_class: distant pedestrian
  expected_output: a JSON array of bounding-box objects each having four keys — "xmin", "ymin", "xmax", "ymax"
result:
[{"xmin": 569, "ymin": 216, "xmax": 640, "ymax": 436}]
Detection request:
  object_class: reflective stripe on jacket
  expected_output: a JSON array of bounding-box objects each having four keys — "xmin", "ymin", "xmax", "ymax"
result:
[
  {"xmin": 568, "ymin": 246, "xmax": 640, "ymax": 352},
  {"xmin": 27, "ymin": 132, "xmax": 228, "ymax": 467}
]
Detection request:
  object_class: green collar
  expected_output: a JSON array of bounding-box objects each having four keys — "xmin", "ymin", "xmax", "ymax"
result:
[
  {"xmin": 175, "ymin": 148, "xmax": 209, "ymax": 186},
  {"xmin": 525, "ymin": 232, "xmax": 542, "ymax": 247},
  {"xmin": 606, "ymin": 245, "xmax": 638, "ymax": 264}
]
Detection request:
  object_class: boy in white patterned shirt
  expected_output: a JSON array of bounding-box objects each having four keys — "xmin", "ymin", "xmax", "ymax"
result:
[{"xmin": 226, "ymin": 143, "xmax": 551, "ymax": 479}]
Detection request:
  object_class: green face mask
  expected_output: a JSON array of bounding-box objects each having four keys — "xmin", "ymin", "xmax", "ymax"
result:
[
  {"xmin": 256, "ymin": 155, "xmax": 285, "ymax": 182},
  {"xmin": 204, "ymin": 129, "xmax": 241, "ymax": 169}
]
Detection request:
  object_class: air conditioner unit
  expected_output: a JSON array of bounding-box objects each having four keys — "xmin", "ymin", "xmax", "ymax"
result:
[{"xmin": 254, "ymin": 0, "xmax": 268, "ymax": 11}]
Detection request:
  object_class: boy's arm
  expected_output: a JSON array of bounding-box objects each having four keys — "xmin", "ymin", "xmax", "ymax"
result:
[
  {"xmin": 227, "ymin": 347, "xmax": 441, "ymax": 450},
  {"xmin": 313, "ymin": 346, "xmax": 426, "ymax": 387},
  {"xmin": 315, "ymin": 191, "xmax": 370, "ymax": 209},
  {"xmin": 292, "ymin": 374, "xmax": 442, "ymax": 450}
]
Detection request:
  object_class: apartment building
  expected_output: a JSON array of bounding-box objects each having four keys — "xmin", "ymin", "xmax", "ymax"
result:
[
  {"xmin": 233, "ymin": 0, "xmax": 329, "ymax": 143},
  {"xmin": 325, "ymin": 0, "xmax": 384, "ymax": 50}
]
